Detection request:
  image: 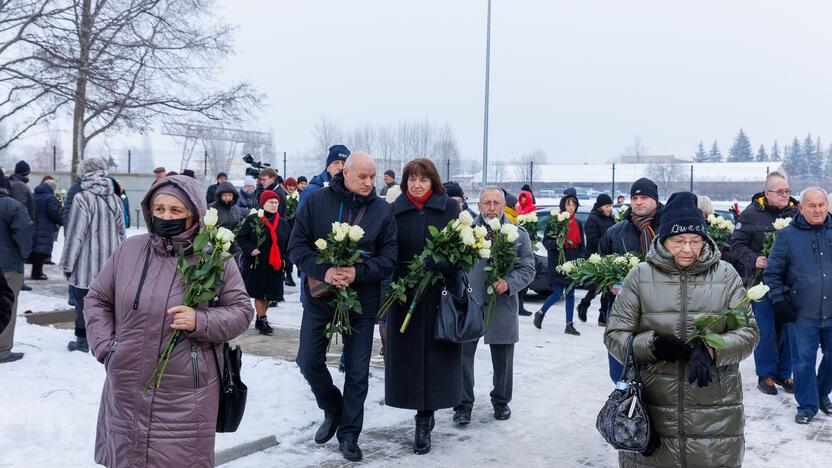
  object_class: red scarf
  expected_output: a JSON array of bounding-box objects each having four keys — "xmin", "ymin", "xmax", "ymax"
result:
[
  {"xmin": 406, "ymin": 189, "xmax": 433, "ymax": 210},
  {"xmin": 564, "ymin": 216, "xmax": 581, "ymax": 248},
  {"xmin": 260, "ymin": 213, "xmax": 283, "ymax": 270}
]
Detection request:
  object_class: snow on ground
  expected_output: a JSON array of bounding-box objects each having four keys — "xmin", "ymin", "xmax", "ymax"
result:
[{"xmin": 2, "ymin": 228, "xmax": 831, "ymax": 467}]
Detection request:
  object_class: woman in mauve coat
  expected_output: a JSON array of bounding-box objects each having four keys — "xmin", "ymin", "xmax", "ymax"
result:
[
  {"xmin": 385, "ymin": 158, "xmax": 463, "ymax": 455},
  {"xmin": 83, "ymin": 175, "xmax": 253, "ymax": 468}
]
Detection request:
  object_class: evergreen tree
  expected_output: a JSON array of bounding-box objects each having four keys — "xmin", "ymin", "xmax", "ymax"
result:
[
  {"xmin": 693, "ymin": 141, "xmax": 708, "ymax": 162},
  {"xmin": 708, "ymin": 140, "xmax": 723, "ymax": 162},
  {"xmin": 786, "ymin": 136, "xmax": 805, "ymax": 176},
  {"xmin": 826, "ymin": 143, "xmax": 832, "ymax": 179},
  {"xmin": 771, "ymin": 141, "xmax": 781, "ymax": 161},
  {"xmin": 802, "ymin": 134, "xmax": 817, "ymax": 175},
  {"xmin": 756, "ymin": 144, "xmax": 768, "ymax": 162},
  {"xmin": 728, "ymin": 129, "xmax": 754, "ymax": 162}
]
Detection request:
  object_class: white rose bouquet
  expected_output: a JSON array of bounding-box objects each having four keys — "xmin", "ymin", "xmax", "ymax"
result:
[
  {"xmin": 706, "ymin": 214, "xmax": 735, "ymax": 250},
  {"xmin": 614, "ymin": 204, "xmax": 629, "ymax": 223},
  {"xmin": 243, "ymin": 208, "xmax": 267, "ymax": 268},
  {"xmin": 546, "ymin": 209, "xmax": 573, "ymax": 266},
  {"xmin": 515, "ymin": 212, "xmax": 540, "ymax": 250},
  {"xmin": 483, "ymin": 220, "xmax": 521, "ymax": 325},
  {"xmin": 689, "ymin": 284, "xmax": 769, "ymax": 349},
  {"xmin": 144, "ymin": 208, "xmax": 236, "ymax": 392},
  {"xmin": 286, "ymin": 191, "xmax": 300, "ymax": 218},
  {"xmin": 761, "ymin": 217, "xmax": 792, "ymax": 257},
  {"xmin": 379, "ymin": 211, "xmax": 489, "ymax": 332},
  {"xmin": 315, "ymin": 222, "xmax": 368, "ymax": 347},
  {"xmin": 555, "ymin": 253, "xmax": 641, "ymax": 295}
]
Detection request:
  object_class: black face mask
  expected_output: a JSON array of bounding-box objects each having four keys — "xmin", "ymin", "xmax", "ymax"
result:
[{"xmin": 153, "ymin": 217, "xmax": 187, "ymax": 238}]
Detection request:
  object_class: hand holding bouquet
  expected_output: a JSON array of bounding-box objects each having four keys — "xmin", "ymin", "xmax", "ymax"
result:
[
  {"xmin": 483, "ymin": 219, "xmax": 521, "ymax": 325},
  {"xmin": 556, "ymin": 253, "xmax": 641, "ymax": 295},
  {"xmin": 546, "ymin": 209, "xmax": 572, "ymax": 266},
  {"xmin": 144, "ymin": 208, "xmax": 236, "ymax": 392},
  {"xmin": 315, "ymin": 222, "xmax": 367, "ymax": 347},
  {"xmin": 245, "ymin": 208, "xmax": 266, "ymax": 268},
  {"xmin": 379, "ymin": 211, "xmax": 489, "ymax": 332}
]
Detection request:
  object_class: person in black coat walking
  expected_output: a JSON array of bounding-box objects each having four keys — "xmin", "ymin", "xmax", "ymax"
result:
[
  {"xmin": 576, "ymin": 193, "xmax": 614, "ymax": 324},
  {"xmin": 385, "ymin": 158, "xmax": 463, "ymax": 455},
  {"xmin": 208, "ymin": 181, "xmax": 246, "ymax": 264},
  {"xmin": 30, "ymin": 179, "xmax": 63, "ymax": 280},
  {"xmin": 534, "ymin": 188, "xmax": 585, "ymax": 335},
  {"xmin": 288, "ymin": 152, "xmax": 397, "ymax": 462},
  {"xmin": 238, "ymin": 190, "xmax": 290, "ymax": 335}
]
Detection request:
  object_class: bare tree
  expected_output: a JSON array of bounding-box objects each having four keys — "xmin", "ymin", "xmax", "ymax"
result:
[
  {"xmin": 492, "ymin": 158, "xmax": 505, "ymax": 183},
  {"xmin": 310, "ymin": 115, "xmax": 344, "ymax": 158},
  {"xmin": 431, "ymin": 123, "xmax": 460, "ymax": 181},
  {"xmin": 646, "ymin": 162, "xmax": 685, "ymax": 190},
  {"xmin": 5, "ymin": 0, "xmax": 261, "ymax": 177},
  {"xmin": 624, "ymin": 137, "xmax": 650, "ymax": 162},
  {"xmin": 513, "ymin": 149, "xmax": 545, "ymax": 184}
]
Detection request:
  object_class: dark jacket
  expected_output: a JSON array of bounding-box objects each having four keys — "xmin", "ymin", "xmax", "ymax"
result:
[
  {"xmin": 0, "ymin": 175, "xmax": 33, "ymax": 273},
  {"xmin": 297, "ymin": 168, "xmax": 331, "ymax": 213},
  {"xmin": 62, "ymin": 178, "xmax": 82, "ymax": 230},
  {"xmin": 208, "ymin": 182, "xmax": 246, "ymax": 231},
  {"xmin": 237, "ymin": 188, "xmax": 258, "ymax": 210},
  {"xmin": 205, "ymin": 183, "xmax": 219, "ymax": 205},
  {"xmin": 730, "ymin": 192, "xmax": 799, "ymax": 283},
  {"xmin": 763, "ymin": 214, "xmax": 832, "ymax": 320},
  {"xmin": 32, "ymin": 183, "xmax": 62, "ymax": 256},
  {"xmin": 8, "ymin": 173, "xmax": 35, "ymax": 223},
  {"xmin": 605, "ymin": 237, "xmax": 758, "ymax": 467},
  {"xmin": 288, "ymin": 172, "xmax": 397, "ymax": 321},
  {"xmin": 597, "ymin": 205, "xmax": 664, "ymax": 257},
  {"xmin": 384, "ymin": 191, "xmax": 463, "ymax": 410},
  {"xmin": 254, "ymin": 181, "xmax": 287, "ymax": 217},
  {"xmin": 0, "ymin": 270, "xmax": 13, "ymax": 334},
  {"xmin": 237, "ymin": 212, "xmax": 290, "ymax": 300},
  {"xmin": 584, "ymin": 207, "xmax": 614, "ymax": 254}
]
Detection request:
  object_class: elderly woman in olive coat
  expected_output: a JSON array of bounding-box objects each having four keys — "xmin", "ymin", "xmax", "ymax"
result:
[
  {"xmin": 604, "ymin": 192, "xmax": 759, "ymax": 468},
  {"xmin": 84, "ymin": 176, "xmax": 253, "ymax": 468}
]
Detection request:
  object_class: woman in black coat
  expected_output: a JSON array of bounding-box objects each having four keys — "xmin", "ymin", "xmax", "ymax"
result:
[
  {"xmin": 534, "ymin": 188, "xmax": 586, "ymax": 335},
  {"xmin": 237, "ymin": 190, "xmax": 290, "ymax": 335},
  {"xmin": 31, "ymin": 180, "xmax": 62, "ymax": 280},
  {"xmin": 385, "ymin": 159, "xmax": 462, "ymax": 456}
]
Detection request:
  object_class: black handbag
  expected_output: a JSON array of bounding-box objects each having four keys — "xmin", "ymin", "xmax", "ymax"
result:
[
  {"xmin": 596, "ymin": 335, "xmax": 655, "ymax": 454},
  {"xmin": 434, "ymin": 275, "xmax": 485, "ymax": 344},
  {"xmin": 212, "ymin": 343, "xmax": 248, "ymax": 433}
]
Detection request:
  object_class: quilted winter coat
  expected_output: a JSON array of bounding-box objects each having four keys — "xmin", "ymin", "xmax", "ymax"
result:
[
  {"xmin": 604, "ymin": 236, "xmax": 759, "ymax": 468},
  {"xmin": 83, "ymin": 176, "xmax": 253, "ymax": 468}
]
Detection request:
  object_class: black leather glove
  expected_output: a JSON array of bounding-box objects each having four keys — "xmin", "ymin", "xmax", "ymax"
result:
[
  {"xmin": 687, "ymin": 344, "xmax": 713, "ymax": 388},
  {"xmin": 424, "ymin": 256, "xmax": 455, "ymax": 274},
  {"xmin": 64, "ymin": 272, "xmax": 71, "ymax": 280},
  {"xmin": 773, "ymin": 301, "xmax": 796, "ymax": 324},
  {"xmin": 652, "ymin": 334, "xmax": 691, "ymax": 363}
]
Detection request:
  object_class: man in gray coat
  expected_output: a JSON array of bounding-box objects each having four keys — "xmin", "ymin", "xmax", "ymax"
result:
[{"xmin": 454, "ymin": 186, "xmax": 535, "ymax": 423}]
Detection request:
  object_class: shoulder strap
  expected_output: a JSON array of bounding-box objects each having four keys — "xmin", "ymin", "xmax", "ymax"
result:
[{"xmin": 352, "ymin": 205, "xmax": 368, "ymax": 226}]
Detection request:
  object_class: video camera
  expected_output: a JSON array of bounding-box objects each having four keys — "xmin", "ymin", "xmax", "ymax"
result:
[{"xmin": 242, "ymin": 153, "xmax": 270, "ymax": 178}]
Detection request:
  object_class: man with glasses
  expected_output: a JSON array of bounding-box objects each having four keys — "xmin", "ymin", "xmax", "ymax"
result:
[
  {"xmin": 253, "ymin": 167, "xmax": 287, "ymax": 217},
  {"xmin": 731, "ymin": 171, "xmax": 799, "ymax": 396}
]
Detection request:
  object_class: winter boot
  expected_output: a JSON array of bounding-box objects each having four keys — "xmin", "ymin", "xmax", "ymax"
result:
[
  {"xmin": 493, "ymin": 403, "xmax": 512, "ymax": 420},
  {"xmin": 577, "ymin": 300, "xmax": 589, "ymax": 323},
  {"xmin": 453, "ymin": 405, "xmax": 472, "ymax": 425},
  {"xmin": 598, "ymin": 311, "xmax": 607, "ymax": 327},
  {"xmin": 339, "ymin": 434, "xmax": 363, "ymax": 461},
  {"xmin": 255, "ymin": 315, "xmax": 275, "ymax": 335},
  {"xmin": 315, "ymin": 411, "xmax": 341, "ymax": 444},
  {"xmin": 285, "ymin": 272, "xmax": 296, "ymax": 287},
  {"xmin": 533, "ymin": 311, "xmax": 545, "ymax": 329},
  {"xmin": 820, "ymin": 396, "xmax": 832, "ymax": 416},
  {"xmin": 414, "ymin": 415, "xmax": 433, "ymax": 454},
  {"xmin": 518, "ymin": 290, "xmax": 533, "ymax": 316},
  {"xmin": 775, "ymin": 377, "xmax": 795, "ymax": 393},
  {"xmin": 757, "ymin": 377, "xmax": 778, "ymax": 395},
  {"xmin": 565, "ymin": 322, "xmax": 580, "ymax": 336},
  {"xmin": 67, "ymin": 336, "xmax": 89, "ymax": 353}
]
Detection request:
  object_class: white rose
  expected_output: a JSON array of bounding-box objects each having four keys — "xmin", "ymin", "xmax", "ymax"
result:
[
  {"xmin": 561, "ymin": 211, "xmax": 572, "ymax": 220},
  {"xmin": 478, "ymin": 248, "xmax": 491, "ymax": 259},
  {"xmin": 216, "ymin": 227, "xmax": 235, "ymax": 243},
  {"xmin": 203, "ymin": 208, "xmax": 218, "ymax": 227},
  {"xmin": 458, "ymin": 210, "xmax": 474, "ymax": 227},
  {"xmin": 746, "ymin": 283, "xmax": 771, "ymax": 301},
  {"xmin": 315, "ymin": 239, "xmax": 328, "ymax": 251},
  {"xmin": 559, "ymin": 261, "xmax": 575, "ymax": 274},
  {"xmin": 589, "ymin": 253, "xmax": 602, "ymax": 264},
  {"xmin": 334, "ymin": 227, "xmax": 347, "ymax": 242},
  {"xmin": 614, "ymin": 256, "xmax": 627, "ymax": 265},
  {"xmin": 707, "ymin": 214, "xmax": 717, "ymax": 223},
  {"xmin": 502, "ymin": 224, "xmax": 520, "ymax": 242},
  {"xmin": 550, "ymin": 208, "xmax": 559, "ymax": 216},
  {"xmin": 460, "ymin": 227, "xmax": 476, "ymax": 246},
  {"xmin": 473, "ymin": 225, "xmax": 488, "ymax": 239},
  {"xmin": 221, "ymin": 241, "xmax": 231, "ymax": 252},
  {"xmin": 249, "ymin": 208, "xmax": 258, "ymax": 215},
  {"xmin": 528, "ymin": 212, "xmax": 538, "ymax": 222},
  {"xmin": 480, "ymin": 239, "xmax": 492, "ymax": 249},
  {"xmin": 348, "ymin": 225, "xmax": 365, "ymax": 242},
  {"xmin": 257, "ymin": 209, "xmax": 265, "ymax": 218},
  {"xmin": 773, "ymin": 217, "xmax": 792, "ymax": 230},
  {"xmin": 451, "ymin": 219, "xmax": 462, "ymax": 231},
  {"xmin": 487, "ymin": 217, "xmax": 502, "ymax": 232},
  {"xmin": 628, "ymin": 256, "xmax": 640, "ymax": 268}
]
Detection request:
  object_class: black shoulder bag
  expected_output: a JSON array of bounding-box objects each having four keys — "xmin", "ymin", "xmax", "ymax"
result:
[
  {"xmin": 212, "ymin": 342, "xmax": 247, "ymax": 433},
  {"xmin": 596, "ymin": 335, "xmax": 656, "ymax": 454},
  {"xmin": 434, "ymin": 273, "xmax": 485, "ymax": 344}
]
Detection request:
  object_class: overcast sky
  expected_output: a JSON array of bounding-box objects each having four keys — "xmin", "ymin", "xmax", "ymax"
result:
[{"xmin": 214, "ymin": 0, "xmax": 831, "ymax": 166}]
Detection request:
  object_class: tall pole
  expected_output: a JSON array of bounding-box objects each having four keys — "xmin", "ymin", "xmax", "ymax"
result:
[
  {"xmin": 127, "ymin": 149, "xmax": 132, "ymax": 173},
  {"xmin": 530, "ymin": 160, "xmax": 534, "ymax": 190},
  {"xmin": 283, "ymin": 151, "xmax": 287, "ymax": 176},
  {"xmin": 204, "ymin": 149, "xmax": 208, "ymax": 176},
  {"xmin": 611, "ymin": 163, "xmax": 616, "ymax": 196},
  {"xmin": 52, "ymin": 145, "xmax": 57, "ymax": 171},
  {"xmin": 690, "ymin": 165, "xmax": 694, "ymax": 192},
  {"xmin": 481, "ymin": 0, "xmax": 492, "ymax": 188},
  {"xmin": 447, "ymin": 158, "xmax": 451, "ymax": 181}
]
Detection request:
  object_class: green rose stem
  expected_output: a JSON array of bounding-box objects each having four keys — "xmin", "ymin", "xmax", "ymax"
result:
[{"xmin": 400, "ymin": 271, "xmax": 438, "ymax": 333}]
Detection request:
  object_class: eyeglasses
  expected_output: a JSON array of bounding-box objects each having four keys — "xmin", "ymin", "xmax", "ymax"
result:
[
  {"xmin": 765, "ymin": 189, "xmax": 790, "ymax": 196},
  {"xmin": 667, "ymin": 239, "xmax": 705, "ymax": 249}
]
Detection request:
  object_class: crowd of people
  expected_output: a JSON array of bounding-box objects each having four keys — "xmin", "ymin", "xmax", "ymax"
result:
[{"xmin": 1, "ymin": 144, "xmax": 831, "ymax": 467}]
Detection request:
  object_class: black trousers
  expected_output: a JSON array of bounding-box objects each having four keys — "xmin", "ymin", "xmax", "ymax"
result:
[
  {"xmin": 296, "ymin": 309, "xmax": 375, "ymax": 440},
  {"xmin": 579, "ymin": 285, "xmax": 610, "ymax": 313},
  {"xmin": 459, "ymin": 339, "xmax": 515, "ymax": 408}
]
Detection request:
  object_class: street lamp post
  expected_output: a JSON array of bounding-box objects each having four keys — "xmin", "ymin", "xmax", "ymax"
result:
[{"xmin": 481, "ymin": 0, "xmax": 492, "ymax": 188}]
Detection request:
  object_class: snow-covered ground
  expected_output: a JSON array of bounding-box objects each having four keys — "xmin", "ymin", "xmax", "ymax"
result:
[{"xmin": 2, "ymin": 229, "xmax": 831, "ymax": 467}]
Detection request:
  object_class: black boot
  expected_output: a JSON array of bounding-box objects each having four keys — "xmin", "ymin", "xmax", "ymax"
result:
[
  {"xmin": 414, "ymin": 414, "xmax": 433, "ymax": 454},
  {"xmin": 255, "ymin": 315, "xmax": 274, "ymax": 335},
  {"xmin": 453, "ymin": 405, "xmax": 472, "ymax": 425},
  {"xmin": 518, "ymin": 289, "xmax": 532, "ymax": 316},
  {"xmin": 493, "ymin": 403, "xmax": 512, "ymax": 420},
  {"xmin": 598, "ymin": 311, "xmax": 607, "ymax": 327},
  {"xmin": 339, "ymin": 434, "xmax": 363, "ymax": 461},
  {"xmin": 68, "ymin": 329, "xmax": 89, "ymax": 353},
  {"xmin": 315, "ymin": 412, "xmax": 341, "ymax": 444},
  {"xmin": 577, "ymin": 300, "xmax": 589, "ymax": 322},
  {"xmin": 533, "ymin": 311, "xmax": 544, "ymax": 329},
  {"xmin": 285, "ymin": 271, "xmax": 296, "ymax": 287},
  {"xmin": 565, "ymin": 322, "xmax": 580, "ymax": 336}
]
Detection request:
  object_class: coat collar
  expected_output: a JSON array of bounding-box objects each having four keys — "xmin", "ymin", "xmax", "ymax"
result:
[{"xmin": 394, "ymin": 190, "xmax": 450, "ymax": 215}]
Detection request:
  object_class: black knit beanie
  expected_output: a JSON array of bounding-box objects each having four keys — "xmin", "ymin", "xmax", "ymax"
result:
[{"xmin": 657, "ymin": 192, "xmax": 707, "ymax": 243}]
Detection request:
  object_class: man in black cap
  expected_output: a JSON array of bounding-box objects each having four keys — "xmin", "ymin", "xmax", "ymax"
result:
[
  {"xmin": 379, "ymin": 170, "xmax": 397, "ymax": 197},
  {"xmin": 597, "ymin": 177, "xmax": 662, "ymax": 381},
  {"xmin": 182, "ymin": 168, "xmax": 196, "ymax": 179},
  {"xmin": 577, "ymin": 193, "xmax": 615, "ymax": 324},
  {"xmin": 8, "ymin": 160, "xmax": 36, "ymax": 223},
  {"xmin": 298, "ymin": 144, "xmax": 350, "ymax": 212},
  {"xmin": 205, "ymin": 171, "xmax": 228, "ymax": 204},
  {"xmin": 443, "ymin": 181, "xmax": 475, "ymax": 218}
]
